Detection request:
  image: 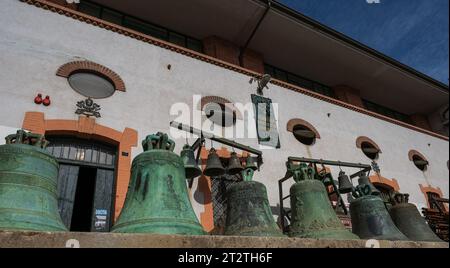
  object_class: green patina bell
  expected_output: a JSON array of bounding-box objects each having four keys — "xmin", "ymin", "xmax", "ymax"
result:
[
  {"xmin": 112, "ymin": 132, "xmax": 205, "ymax": 235},
  {"xmin": 287, "ymin": 163, "xmax": 358, "ymax": 240},
  {"xmin": 224, "ymin": 159, "xmax": 284, "ymax": 237},
  {"xmin": 180, "ymin": 144, "xmax": 202, "ymax": 179},
  {"xmin": 350, "ymin": 185, "xmax": 408, "ymax": 241},
  {"xmin": 389, "ymin": 193, "xmax": 442, "ymax": 242},
  {"xmin": 0, "ymin": 130, "xmax": 67, "ymax": 232},
  {"xmin": 203, "ymin": 148, "xmax": 225, "ymax": 177},
  {"xmin": 226, "ymin": 152, "xmax": 244, "ymax": 175}
]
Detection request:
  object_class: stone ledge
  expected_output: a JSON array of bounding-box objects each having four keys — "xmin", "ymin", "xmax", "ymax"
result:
[{"xmin": 0, "ymin": 231, "xmax": 448, "ymax": 248}]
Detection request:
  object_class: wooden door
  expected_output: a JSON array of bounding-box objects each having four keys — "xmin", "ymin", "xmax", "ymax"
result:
[{"xmin": 56, "ymin": 164, "xmax": 80, "ymax": 229}]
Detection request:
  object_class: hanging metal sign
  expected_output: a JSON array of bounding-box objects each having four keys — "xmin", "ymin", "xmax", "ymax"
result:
[{"xmin": 251, "ymin": 94, "xmax": 280, "ymax": 148}]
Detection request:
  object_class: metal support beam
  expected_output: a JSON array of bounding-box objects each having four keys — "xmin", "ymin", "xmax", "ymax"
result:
[
  {"xmin": 170, "ymin": 121, "xmax": 263, "ymax": 168},
  {"xmin": 287, "ymin": 157, "xmax": 372, "ymax": 170}
]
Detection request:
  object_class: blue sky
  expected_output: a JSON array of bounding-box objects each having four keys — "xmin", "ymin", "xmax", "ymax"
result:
[{"xmin": 278, "ymin": 0, "xmax": 449, "ymax": 85}]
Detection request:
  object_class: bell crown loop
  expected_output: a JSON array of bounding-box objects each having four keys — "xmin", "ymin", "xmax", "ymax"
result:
[
  {"xmin": 5, "ymin": 130, "xmax": 49, "ymax": 149},
  {"xmin": 142, "ymin": 132, "xmax": 175, "ymax": 152},
  {"xmin": 391, "ymin": 192, "xmax": 410, "ymax": 205},
  {"xmin": 352, "ymin": 184, "xmax": 371, "ymax": 198},
  {"xmin": 287, "ymin": 162, "xmax": 315, "ymax": 183}
]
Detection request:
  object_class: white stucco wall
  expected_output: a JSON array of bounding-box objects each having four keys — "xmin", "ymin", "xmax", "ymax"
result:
[{"xmin": 0, "ymin": 0, "xmax": 448, "ymax": 221}]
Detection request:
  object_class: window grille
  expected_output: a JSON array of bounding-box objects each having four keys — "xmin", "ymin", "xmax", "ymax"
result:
[{"xmin": 46, "ymin": 137, "xmax": 117, "ymax": 169}]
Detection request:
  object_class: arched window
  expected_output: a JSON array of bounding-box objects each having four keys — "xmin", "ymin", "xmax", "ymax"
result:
[
  {"xmin": 287, "ymin": 119, "xmax": 320, "ymax": 146},
  {"xmin": 57, "ymin": 60, "xmax": 126, "ymax": 99},
  {"xmin": 408, "ymin": 150, "xmax": 429, "ymax": 171},
  {"xmin": 356, "ymin": 137, "xmax": 381, "ymax": 160},
  {"xmin": 200, "ymin": 96, "xmax": 239, "ymax": 127}
]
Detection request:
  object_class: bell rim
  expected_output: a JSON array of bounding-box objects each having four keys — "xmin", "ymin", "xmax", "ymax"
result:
[{"xmin": 203, "ymin": 168, "xmax": 226, "ymax": 177}]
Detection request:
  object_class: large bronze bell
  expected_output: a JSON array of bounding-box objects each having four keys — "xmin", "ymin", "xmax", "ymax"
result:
[
  {"xmin": 112, "ymin": 132, "xmax": 205, "ymax": 235},
  {"xmin": 288, "ymin": 163, "xmax": 359, "ymax": 239},
  {"xmin": 180, "ymin": 144, "xmax": 202, "ymax": 179},
  {"xmin": 0, "ymin": 130, "xmax": 67, "ymax": 231},
  {"xmin": 203, "ymin": 148, "xmax": 225, "ymax": 177},
  {"xmin": 224, "ymin": 167, "xmax": 284, "ymax": 237},
  {"xmin": 226, "ymin": 152, "xmax": 244, "ymax": 175},
  {"xmin": 338, "ymin": 171, "xmax": 353, "ymax": 194},
  {"xmin": 389, "ymin": 193, "xmax": 442, "ymax": 242},
  {"xmin": 350, "ymin": 185, "xmax": 408, "ymax": 240},
  {"xmin": 358, "ymin": 173, "xmax": 381, "ymax": 196}
]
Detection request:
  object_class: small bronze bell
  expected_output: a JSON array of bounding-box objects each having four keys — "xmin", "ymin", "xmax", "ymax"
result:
[
  {"xmin": 180, "ymin": 144, "xmax": 202, "ymax": 179},
  {"xmin": 203, "ymin": 148, "xmax": 225, "ymax": 177},
  {"xmin": 358, "ymin": 173, "xmax": 380, "ymax": 196},
  {"xmin": 227, "ymin": 152, "xmax": 244, "ymax": 175},
  {"xmin": 338, "ymin": 171, "xmax": 353, "ymax": 194}
]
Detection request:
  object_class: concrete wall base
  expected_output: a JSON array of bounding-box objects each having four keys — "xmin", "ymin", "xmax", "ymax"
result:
[{"xmin": 0, "ymin": 231, "xmax": 448, "ymax": 248}]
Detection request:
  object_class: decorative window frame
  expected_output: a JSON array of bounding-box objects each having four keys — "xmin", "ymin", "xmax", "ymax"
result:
[
  {"xmin": 356, "ymin": 136, "xmax": 382, "ymax": 160},
  {"xmin": 199, "ymin": 96, "xmax": 243, "ymax": 120},
  {"xmin": 356, "ymin": 136, "xmax": 382, "ymax": 152},
  {"xmin": 57, "ymin": 60, "xmax": 126, "ymax": 92},
  {"xmin": 286, "ymin": 118, "xmax": 321, "ymax": 139},
  {"xmin": 408, "ymin": 149, "xmax": 429, "ymax": 171}
]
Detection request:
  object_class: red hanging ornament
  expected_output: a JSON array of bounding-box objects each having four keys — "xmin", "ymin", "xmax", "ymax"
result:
[
  {"xmin": 43, "ymin": 95, "xmax": 51, "ymax": 106},
  {"xmin": 34, "ymin": 93, "xmax": 43, "ymax": 104}
]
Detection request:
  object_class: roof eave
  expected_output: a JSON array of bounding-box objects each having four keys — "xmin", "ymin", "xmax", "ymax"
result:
[{"xmin": 254, "ymin": 0, "xmax": 449, "ymax": 94}]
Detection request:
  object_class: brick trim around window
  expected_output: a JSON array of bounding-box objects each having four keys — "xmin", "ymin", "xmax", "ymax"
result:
[
  {"xmin": 408, "ymin": 149, "xmax": 428, "ymax": 162},
  {"xmin": 200, "ymin": 96, "xmax": 243, "ymax": 120},
  {"xmin": 356, "ymin": 136, "xmax": 382, "ymax": 153},
  {"xmin": 56, "ymin": 60, "xmax": 126, "ymax": 92},
  {"xmin": 286, "ymin": 118, "xmax": 321, "ymax": 139}
]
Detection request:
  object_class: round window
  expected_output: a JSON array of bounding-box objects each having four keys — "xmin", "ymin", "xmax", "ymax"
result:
[
  {"xmin": 204, "ymin": 102, "xmax": 236, "ymax": 127},
  {"xmin": 361, "ymin": 142, "xmax": 380, "ymax": 160},
  {"xmin": 412, "ymin": 154, "xmax": 428, "ymax": 171},
  {"xmin": 68, "ymin": 72, "xmax": 115, "ymax": 99},
  {"xmin": 293, "ymin": 125, "xmax": 316, "ymax": 145}
]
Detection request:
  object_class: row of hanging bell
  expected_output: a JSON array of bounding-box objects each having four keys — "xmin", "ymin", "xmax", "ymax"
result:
[
  {"xmin": 181, "ymin": 144, "xmax": 249, "ymax": 178},
  {"xmin": 203, "ymin": 148, "xmax": 248, "ymax": 177}
]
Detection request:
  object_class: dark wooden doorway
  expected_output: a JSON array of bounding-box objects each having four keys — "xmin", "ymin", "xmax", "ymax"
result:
[{"xmin": 46, "ymin": 136, "xmax": 117, "ymax": 232}]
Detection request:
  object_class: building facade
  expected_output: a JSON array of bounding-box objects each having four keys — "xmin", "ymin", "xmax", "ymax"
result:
[{"xmin": 0, "ymin": 0, "xmax": 448, "ymax": 233}]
